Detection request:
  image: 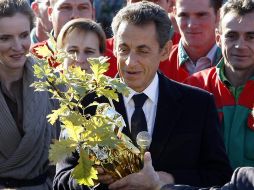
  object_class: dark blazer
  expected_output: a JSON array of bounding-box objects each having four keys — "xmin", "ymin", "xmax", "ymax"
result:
[
  {"xmin": 53, "ymin": 73, "xmax": 232, "ymax": 190},
  {"xmin": 164, "ymin": 167, "xmax": 254, "ymax": 190}
]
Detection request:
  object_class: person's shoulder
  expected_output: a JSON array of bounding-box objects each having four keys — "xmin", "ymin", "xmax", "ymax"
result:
[
  {"xmin": 184, "ymin": 67, "xmax": 217, "ymax": 89},
  {"xmin": 160, "ymin": 73, "xmax": 211, "ymax": 95},
  {"xmin": 190, "ymin": 67, "xmax": 217, "ymax": 81},
  {"xmin": 167, "ymin": 44, "xmax": 179, "ymax": 67},
  {"xmin": 169, "ymin": 44, "xmax": 179, "ymax": 56},
  {"xmin": 106, "ymin": 37, "xmax": 114, "ymax": 49}
]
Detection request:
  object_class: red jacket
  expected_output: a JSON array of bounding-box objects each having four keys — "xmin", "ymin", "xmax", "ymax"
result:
[
  {"xmin": 160, "ymin": 44, "xmax": 222, "ymax": 82},
  {"xmin": 171, "ymin": 32, "xmax": 181, "ymax": 45},
  {"xmin": 184, "ymin": 63, "xmax": 254, "ymax": 168},
  {"xmin": 104, "ymin": 37, "xmax": 117, "ymax": 77},
  {"xmin": 159, "ymin": 45, "xmax": 189, "ymax": 82}
]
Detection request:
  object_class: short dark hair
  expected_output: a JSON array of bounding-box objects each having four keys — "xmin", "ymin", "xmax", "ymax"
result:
[
  {"xmin": 221, "ymin": 0, "xmax": 254, "ymax": 17},
  {"xmin": 50, "ymin": 0, "xmax": 93, "ymax": 7},
  {"xmin": 111, "ymin": 1, "xmax": 172, "ymax": 49},
  {"xmin": 218, "ymin": 0, "xmax": 254, "ymax": 31},
  {"xmin": 209, "ymin": 0, "xmax": 223, "ymax": 13},
  {"xmin": 57, "ymin": 18, "xmax": 106, "ymax": 54},
  {"xmin": 175, "ymin": 0, "xmax": 223, "ymax": 14},
  {"xmin": 0, "ymin": 0, "xmax": 34, "ymax": 30}
]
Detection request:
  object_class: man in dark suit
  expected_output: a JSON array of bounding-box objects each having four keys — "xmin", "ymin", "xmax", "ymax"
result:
[{"xmin": 53, "ymin": 2, "xmax": 232, "ymax": 190}]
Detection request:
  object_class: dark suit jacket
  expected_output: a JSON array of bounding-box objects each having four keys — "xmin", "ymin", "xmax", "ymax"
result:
[
  {"xmin": 53, "ymin": 73, "xmax": 232, "ymax": 190},
  {"xmin": 164, "ymin": 167, "xmax": 254, "ymax": 190}
]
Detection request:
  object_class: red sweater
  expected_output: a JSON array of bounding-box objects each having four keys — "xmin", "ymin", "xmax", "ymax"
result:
[
  {"xmin": 159, "ymin": 45, "xmax": 189, "ymax": 82},
  {"xmin": 104, "ymin": 37, "xmax": 117, "ymax": 77}
]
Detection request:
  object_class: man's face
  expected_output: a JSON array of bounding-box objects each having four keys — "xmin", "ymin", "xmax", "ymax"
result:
[
  {"xmin": 175, "ymin": 0, "xmax": 217, "ymax": 49},
  {"xmin": 127, "ymin": 0, "xmax": 171, "ymax": 12},
  {"xmin": 48, "ymin": 0, "xmax": 93, "ymax": 38},
  {"xmin": 216, "ymin": 11, "xmax": 254, "ymax": 73},
  {"xmin": 32, "ymin": 0, "xmax": 52, "ymax": 32},
  {"xmin": 114, "ymin": 21, "xmax": 170, "ymax": 92}
]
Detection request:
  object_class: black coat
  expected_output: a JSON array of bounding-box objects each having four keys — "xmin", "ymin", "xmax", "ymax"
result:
[{"xmin": 53, "ymin": 73, "xmax": 232, "ymax": 190}]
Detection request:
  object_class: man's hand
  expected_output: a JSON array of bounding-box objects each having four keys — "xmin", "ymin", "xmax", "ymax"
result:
[
  {"xmin": 157, "ymin": 171, "xmax": 174, "ymax": 185},
  {"xmin": 96, "ymin": 167, "xmax": 115, "ymax": 185},
  {"xmin": 108, "ymin": 152, "xmax": 174, "ymax": 190}
]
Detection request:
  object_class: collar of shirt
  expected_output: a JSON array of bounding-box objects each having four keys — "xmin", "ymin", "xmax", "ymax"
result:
[
  {"xmin": 216, "ymin": 58, "xmax": 254, "ymax": 101},
  {"xmin": 178, "ymin": 41, "xmax": 218, "ymax": 67},
  {"xmin": 123, "ymin": 73, "xmax": 159, "ymax": 136},
  {"xmin": 30, "ymin": 28, "xmax": 39, "ymax": 44},
  {"xmin": 178, "ymin": 41, "xmax": 189, "ymax": 66},
  {"xmin": 207, "ymin": 44, "xmax": 219, "ymax": 62},
  {"xmin": 124, "ymin": 73, "xmax": 159, "ymax": 104},
  {"xmin": 169, "ymin": 25, "xmax": 174, "ymax": 39},
  {"xmin": 45, "ymin": 31, "xmax": 56, "ymax": 52}
]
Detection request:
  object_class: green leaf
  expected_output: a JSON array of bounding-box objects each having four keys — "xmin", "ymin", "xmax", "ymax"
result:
[
  {"xmin": 48, "ymin": 34, "xmax": 57, "ymax": 53},
  {"xmin": 96, "ymin": 88, "xmax": 118, "ymax": 101},
  {"xmin": 61, "ymin": 117, "xmax": 84, "ymax": 142},
  {"xmin": 81, "ymin": 115, "xmax": 120, "ymax": 148},
  {"xmin": 30, "ymin": 81, "xmax": 50, "ymax": 92},
  {"xmin": 89, "ymin": 56, "xmax": 109, "ymax": 82},
  {"xmin": 72, "ymin": 149, "xmax": 98, "ymax": 187},
  {"xmin": 31, "ymin": 55, "xmax": 138, "ymax": 185},
  {"xmin": 49, "ymin": 139, "xmax": 77, "ymax": 164},
  {"xmin": 109, "ymin": 78, "xmax": 131, "ymax": 97},
  {"xmin": 32, "ymin": 60, "xmax": 54, "ymax": 80},
  {"xmin": 71, "ymin": 83, "xmax": 89, "ymax": 98},
  {"xmin": 47, "ymin": 105, "xmax": 69, "ymax": 125},
  {"xmin": 119, "ymin": 133, "xmax": 140, "ymax": 154},
  {"xmin": 33, "ymin": 64, "xmax": 45, "ymax": 79},
  {"xmin": 34, "ymin": 43, "xmax": 53, "ymax": 58}
]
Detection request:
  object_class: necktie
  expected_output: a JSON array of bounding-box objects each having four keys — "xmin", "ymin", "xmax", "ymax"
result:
[{"xmin": 131, "ymin": 93, "xmax": 148, "ymax": 142}]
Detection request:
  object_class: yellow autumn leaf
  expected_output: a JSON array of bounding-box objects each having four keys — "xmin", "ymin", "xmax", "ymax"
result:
[
  {"xmin": 49, "ymin": 139, "xmax": 77, "ymax": 165},
  {"xmin": 34, "ymin": 44, "xmax": 53, "ymax": 58},
  {"xmin": 72, "ymin": 149, "xmax": 98, "ymax": 187}
]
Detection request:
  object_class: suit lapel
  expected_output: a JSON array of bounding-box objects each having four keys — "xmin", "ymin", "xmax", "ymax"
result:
[
  {"xmin": 149, "ymin": 73, "xmax": 183, "ymax": 163},
  {"xmin": 113, "ymin": 73, "xmax": 183, "ymax": 162}
]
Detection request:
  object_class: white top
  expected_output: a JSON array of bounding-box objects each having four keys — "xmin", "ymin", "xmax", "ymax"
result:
[{"xmin": 123, "ymin": 73, "xmax": 159, "ymax": 137}]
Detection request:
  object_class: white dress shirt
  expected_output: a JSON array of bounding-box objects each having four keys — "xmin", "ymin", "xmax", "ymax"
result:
[{"xmin": 123, "ymin": 73, "xmax": 159, "ymax": 137}]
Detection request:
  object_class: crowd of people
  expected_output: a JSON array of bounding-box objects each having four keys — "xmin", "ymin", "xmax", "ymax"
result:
[{"xmin": 0, "ymin": 0, "xmax": 254, "ymax": 189}]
